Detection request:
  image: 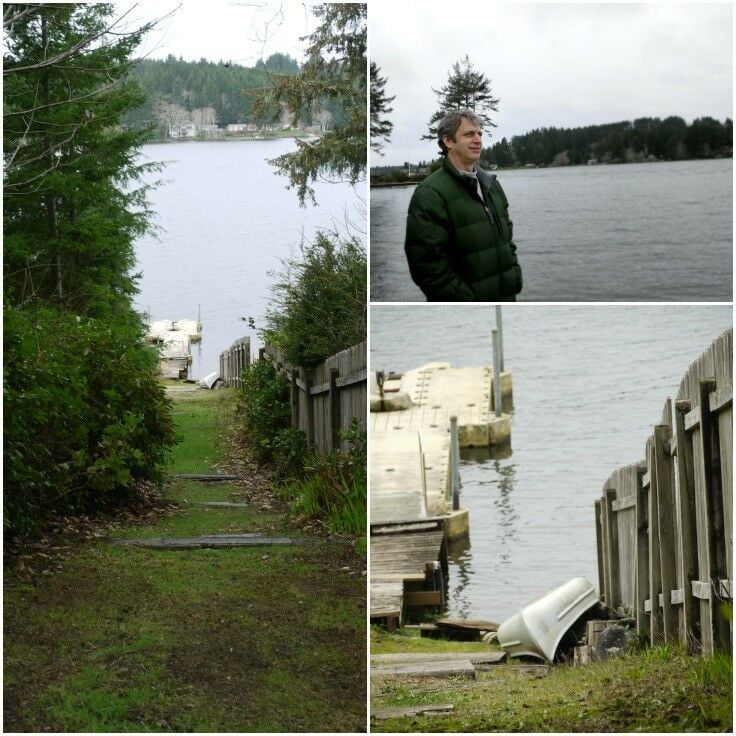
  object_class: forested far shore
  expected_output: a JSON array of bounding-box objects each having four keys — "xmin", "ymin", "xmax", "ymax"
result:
[
  {"xmin": 123, "ymin": 54, "xmax": 342, "ymax": 140},
  {"xmin": 372, "ymin": 115, "xmax": 732, "ymax": 182}
]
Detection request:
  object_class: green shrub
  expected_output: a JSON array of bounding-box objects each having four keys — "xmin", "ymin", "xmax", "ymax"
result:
[
  {"xmin": 261, "ymin": 231, "xmax": 366, "ymax": 369},
  {"xmin": 3, "ymin": 306, "xmax": 176, "ymax": 536},
  {"xmin": 272, "ymin": 427, "xmax": 307, "ymax": 482},
  {"xmin": 237, "ymin": 360, "xmax": 291, "ymax": 465}
]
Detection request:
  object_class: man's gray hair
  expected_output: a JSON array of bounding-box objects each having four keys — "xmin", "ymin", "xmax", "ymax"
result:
[{"xmin": 437, "ymin": 109, "xmax": 482, "ymax": 156}]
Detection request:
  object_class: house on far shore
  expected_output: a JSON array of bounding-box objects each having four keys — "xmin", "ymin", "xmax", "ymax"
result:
[{"xmin": 168, "ymin": 122, "xmax": 197, "ymax": 139}]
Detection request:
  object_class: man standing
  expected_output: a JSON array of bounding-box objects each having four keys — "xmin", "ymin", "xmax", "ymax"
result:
[{"xmin": 405, "ymin": 110, "xmax": 522, "ymax": 301}]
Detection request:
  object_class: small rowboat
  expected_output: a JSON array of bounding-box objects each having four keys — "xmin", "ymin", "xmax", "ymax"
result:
[{"xmin": 497, "ymin": 577, "xmax": 599, "ymax": 662}]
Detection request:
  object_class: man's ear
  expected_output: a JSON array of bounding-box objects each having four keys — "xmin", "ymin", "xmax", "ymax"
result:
[{"xmin": 442, "ymin": 134, "xmax": 453, "ymax": 150}]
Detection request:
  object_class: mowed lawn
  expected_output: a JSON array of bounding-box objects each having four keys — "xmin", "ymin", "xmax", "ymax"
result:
[{"xmin": 4, "ymin": 389, "xmax": 366, "ymax": 733}]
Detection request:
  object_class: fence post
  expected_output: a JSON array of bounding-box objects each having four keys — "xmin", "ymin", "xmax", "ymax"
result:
[
  {"xmin": 646, "ymin": 438, "xmax": 663, "ymax": 643},
  {"xmin": 696, "ymin": 378, "xmax": 729, "ymax": 654},
  {"xmin": 329, "ymin": 367, "xmax": 340, "ymax": 451},
  {"xmin": 604, "ymin": 487, "xmax": 620, "ymax": 610},
  {"xmin": 595, "ymin": 499, "xmax": 605, "ymax": 599},
  {"xmin": 654, "ymin": 423, "xmax": 678, "ymax": 642},
  {"xmin": 305, "ymin": 370, "xmax": 315, "ymax": 453},
  {"xmin": 495, "ymin": 305, "xmax": 505, "ymax": 373},
  {"xmin": 291, "ymin": 369, "xmax": 300, "ymax": 430},
  {"xmin": 491, "ymin": 327, "xmax": 502, "ymax": 417},
  {"xmin": 634, "ymin": 462, "xmax": 650, "ymax": 640}
]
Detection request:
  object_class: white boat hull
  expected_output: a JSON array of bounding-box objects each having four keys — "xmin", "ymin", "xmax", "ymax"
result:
[{"xmin": 497, "ymin": 577, "xmax": 599, "ymax": 662}]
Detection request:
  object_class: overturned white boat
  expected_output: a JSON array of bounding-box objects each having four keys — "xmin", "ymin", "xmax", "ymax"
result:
[{"xmin": 497, "ymin": 577, "xmax": 599, "ymax": 662}]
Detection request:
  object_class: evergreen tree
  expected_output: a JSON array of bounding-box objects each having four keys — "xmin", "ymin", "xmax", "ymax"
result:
[
  {"xmin": 423, "ymin": 55, "xmax": 500, "ymax": 141},
  {"xmin": 250, "ymin": 3, "xmax": 367, "ymax": 205},
  {"xmin": 370, "ymin": 62, "xmax": 394, "ymax": 154},
  {"xmin": 4, "ymin": 3, "xmax": 157, "ymax": 314}
]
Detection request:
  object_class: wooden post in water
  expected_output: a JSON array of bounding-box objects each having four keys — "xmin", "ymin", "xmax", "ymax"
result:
[
  {"xmin": 450, "ymin": 415, "xmax": 460, "ymax": 511},
  {"xmin": 491, "ymin": 328, "xmax": 502, "ymax": 418},
  {"xmin": 495, "ymin": 306, "xmax": 505, "ymax": 373}
]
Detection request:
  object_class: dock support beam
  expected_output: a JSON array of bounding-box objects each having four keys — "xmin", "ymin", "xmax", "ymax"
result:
[{"xmin": 492, "ymin": 328, "xmax": 502, "ymax": 417}]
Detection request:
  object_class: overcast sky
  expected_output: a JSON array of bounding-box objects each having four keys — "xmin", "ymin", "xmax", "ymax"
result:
[
  {"xmin": 370, "ymin": 2, "xmax": 733, "ymax": 166},
  {"xmin": 120, "ymin": 0, "xmax": 315, "ymax": 66}
]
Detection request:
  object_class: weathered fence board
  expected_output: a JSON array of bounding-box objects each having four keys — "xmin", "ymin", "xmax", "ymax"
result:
[
  {"xmin": 596, "ymin": 329, "xmax": 732, "ymax": 655},
  {"xmin": 263, "ymin": 341, "xmax": 366, "ymax": 455},
  {"xmin": 219, "ymin": 337, "xmax": 251, "ymax": 388}
]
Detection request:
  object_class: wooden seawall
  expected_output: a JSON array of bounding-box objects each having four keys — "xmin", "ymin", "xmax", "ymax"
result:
[
  {"xmin": 370, "ymin": 360, "xmax": 513, "ymax": 628},
  {"xmin": 595, "ymin": 329, "xmax": 732, "ymax": 655}
]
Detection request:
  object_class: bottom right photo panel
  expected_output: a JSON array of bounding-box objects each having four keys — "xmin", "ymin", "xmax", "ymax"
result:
[{"xmin": 369, "ymin": 304, "xmax": 732, "ymax": 732}]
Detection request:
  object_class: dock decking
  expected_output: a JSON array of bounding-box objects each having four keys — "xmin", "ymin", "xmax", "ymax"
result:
[{"xmin": 370, "ymin": 362, "xmax": 512, "ymax": 627}]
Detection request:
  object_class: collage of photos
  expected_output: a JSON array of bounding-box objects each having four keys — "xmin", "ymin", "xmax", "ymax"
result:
[{"xmin": 2, "ymin": 1, "xmax": 732, "ymax": 734}]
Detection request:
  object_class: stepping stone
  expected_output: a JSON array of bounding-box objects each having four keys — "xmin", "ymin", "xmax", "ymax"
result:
[
  {"xmin": 196, "ymin": 501, "xmax": 249, "ymax": 508},
  {"xmin": 372, "ymin": 704, "xmax": 454, "ymax": 719},
  {"xmin": 111, "ymin": 534, "xmax": 308, "ymax": 549},
  {"xmin": 173, "ymin": 473, "xmax": 240, "ymax": 482}
]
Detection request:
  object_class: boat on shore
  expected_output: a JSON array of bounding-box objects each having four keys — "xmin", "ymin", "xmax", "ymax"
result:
[{"xmin": 497, "ymin": 577, "xmax": 599, "ymax": 662}]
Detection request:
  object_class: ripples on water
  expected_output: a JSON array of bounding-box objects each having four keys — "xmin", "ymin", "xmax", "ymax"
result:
[
  {"xmin": 370, "ymin": 159, "xmax": 732, "ymax": 301},
  {"xmin": 371, "ymin": 304, "xmax": 732, "ymax": 620},
  {"xmin": 133, "ymin": 140, "xmax": 362, "ymax": 376}
]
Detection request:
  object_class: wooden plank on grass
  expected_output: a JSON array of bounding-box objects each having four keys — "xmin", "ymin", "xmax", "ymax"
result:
[
  {"xmin": 435, "ymin": 618, "xmax": 499, "ymax": 632},
  {"xmin": 371, "ymin": 652, "xmax": 507, "ymax": 666},
  {"xmin": 173, "ymin": 473, "xmax": 240, "ymax": 482},
  {"xmin": 372, "ymin": 704, "xmax": 454, "ymax": 719},
  {"xmin": 371, "ymin": 660, "xmax": 477, "ymax": 678}
]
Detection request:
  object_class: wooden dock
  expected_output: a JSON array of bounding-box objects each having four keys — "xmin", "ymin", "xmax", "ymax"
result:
[{"xmin": 370, "ymin": 361, "xmax": 513, "ymax": 628}]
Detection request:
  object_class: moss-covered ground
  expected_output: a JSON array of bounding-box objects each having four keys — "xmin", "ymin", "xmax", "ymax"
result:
[
  {"xmin": 371, "ymin": 627, "xmax": 732, "ymax": 732},
  {"xmin": 4, "ymin": 389, "xmax": 366, "ymax": 732}
]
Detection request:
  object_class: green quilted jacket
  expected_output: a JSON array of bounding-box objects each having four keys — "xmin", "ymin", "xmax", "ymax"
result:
[{"xmin": 404, "ymin": 158, "xmax": 522, "ymax": 301}]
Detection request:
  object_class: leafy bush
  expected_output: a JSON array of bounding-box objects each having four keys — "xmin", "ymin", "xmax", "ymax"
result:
[
  {"xmin": 3, "ymin": 306, "xmax": 176, "ymax": 537},
  {"xmin": 237, "ymin": 359, "xmax": 292, "ymax": 465},
  {"xmin": 262, "ymin": 231, "xmax": 366, "ymax": 369},
  {"xmin": 282, "ymin": 420, "xmax": 366, "ymax": 535}
]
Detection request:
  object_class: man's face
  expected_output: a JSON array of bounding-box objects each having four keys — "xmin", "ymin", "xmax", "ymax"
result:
[{"xmin": 444, "ymin": 117, "xmax": 483, "ymax": 168}]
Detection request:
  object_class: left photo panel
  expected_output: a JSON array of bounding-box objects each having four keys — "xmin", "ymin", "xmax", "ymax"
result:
[{"xmin": 3, "ymin": 2, "xmax": 367, "ymax": 733}]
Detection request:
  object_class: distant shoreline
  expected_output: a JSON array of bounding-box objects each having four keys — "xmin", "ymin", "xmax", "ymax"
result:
[
  {"xmin": 144, "ymin": 131, "xmax": 319, "ymax": 145},
  {"xmin": 370, "ymin": 155, "xmax": 732, "ymax": 186}
]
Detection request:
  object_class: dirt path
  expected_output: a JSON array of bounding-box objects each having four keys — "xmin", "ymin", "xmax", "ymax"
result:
[{"xmin": 4, "ymin": 389, "xmax": 366, "ymax": 732}]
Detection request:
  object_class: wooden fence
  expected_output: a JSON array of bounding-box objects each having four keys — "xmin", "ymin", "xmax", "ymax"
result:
[
  {"xmin": 262, "ymin": 341, "xmax": 366, "ymax": 455},
  {"xmin": 219, "ymin": 337, "xmax": 250, "ymax": 388},
  {"xmin": 595, "ymin": 329, "xmax": 732, "ymax": 655}
]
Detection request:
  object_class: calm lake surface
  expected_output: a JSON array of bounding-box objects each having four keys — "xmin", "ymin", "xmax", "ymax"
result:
[
  {"xmin": 370, "ymin": 304, "xmax": 732, "ymax": 620},
  {"xmin": 370, "ymin": 159, "xmax": 732, "ymax": 302},
  {"xmin": 133, "ymin": 140, "xmax": 362, "ymax": 377}
]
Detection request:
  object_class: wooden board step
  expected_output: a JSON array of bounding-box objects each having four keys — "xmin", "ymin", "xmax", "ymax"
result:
[
  {"xmin": 111, "ymin": 534, "xmax": 308, "ymax": 549},
  {"xmin": 436, "ymin": 618, "xmax": 499, "ymax": 632},
  {"xmin": 371, "ymin": 660, "xmax": 477, "ymax": 679},
  {"xmin": 371, "ymin": 651, "xmax": 507, "ymax": 666},
  {"xmin": 372, "ymin": 704, "xmax": 454, "ymax": 720},
  {"xmin": 196, "ymin": 501, "xmax": 249, "ymax": 508},
  {"xmin": 173, "ymin": 473, "xmax": 240, "ymax": 482}
]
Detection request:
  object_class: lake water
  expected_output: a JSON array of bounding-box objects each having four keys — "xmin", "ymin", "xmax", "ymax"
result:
[
  {"xmin": 370, "ymin": 159, "xmax": 733, "ymax": 302},
  {"xmin": 370, "ymin": 304, "xmax": 732, "ymax": 620},
  {"xmin": 132, "ymin": 140, "xmax": 363, "ymax": 377}
]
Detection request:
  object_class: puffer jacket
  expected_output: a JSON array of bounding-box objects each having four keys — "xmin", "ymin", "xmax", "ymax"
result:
[{"xmin": 404, "ymin": 158, "xmax": 522, "ymax": 301}]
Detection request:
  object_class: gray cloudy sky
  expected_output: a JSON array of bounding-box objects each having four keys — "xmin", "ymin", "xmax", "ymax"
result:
[
  {"xmin": 370, "ymin": 2, "xmax": 733, "ymax": 166},
  {"xmin": 121, "ymin": 0, "xmax": 314, "ymax": 66}
]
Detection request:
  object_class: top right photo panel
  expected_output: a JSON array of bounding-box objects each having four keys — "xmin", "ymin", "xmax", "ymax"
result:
[{"xmin": 369, "ymin": 2, "xmax": 733, "ymax": 303}]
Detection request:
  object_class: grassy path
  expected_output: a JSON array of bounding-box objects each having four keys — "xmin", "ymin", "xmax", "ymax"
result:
[
  {"xmin": 4, "ymin": 389, "xmax": 366, "ymax": 732},
  {"xmin": 370, "ymin": 628, "xmax": 732, "ymax": 732}
]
